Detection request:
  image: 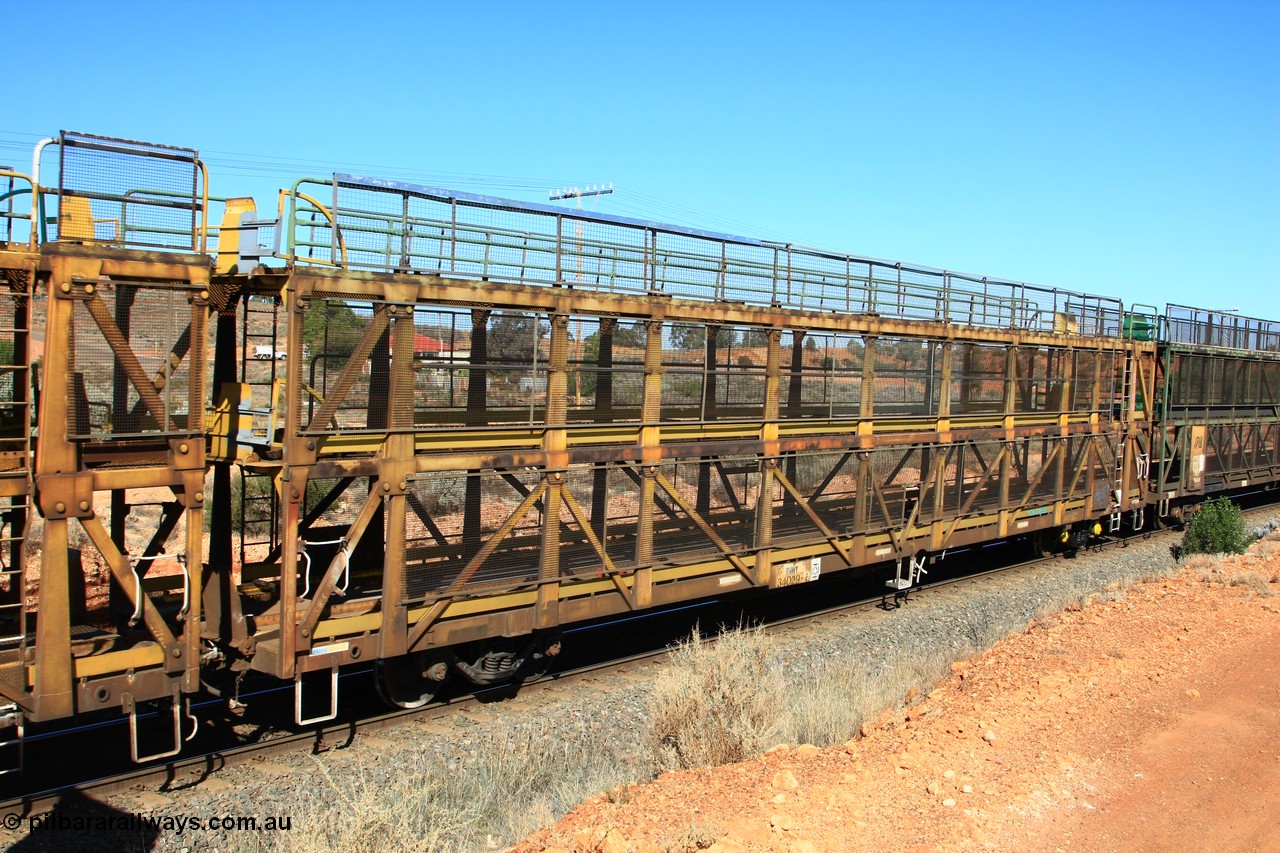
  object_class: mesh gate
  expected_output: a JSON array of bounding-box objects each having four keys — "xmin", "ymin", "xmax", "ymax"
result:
[{"xmin": 57, "ymin": 132, "xmax": 201, "ymax": 251}]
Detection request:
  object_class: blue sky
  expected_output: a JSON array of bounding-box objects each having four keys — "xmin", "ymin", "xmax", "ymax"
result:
[{"xmin": 4, "ymin": 0, "xmax": 1276, "ymax": 318}]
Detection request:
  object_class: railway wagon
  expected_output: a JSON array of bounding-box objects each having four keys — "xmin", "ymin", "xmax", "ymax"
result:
[{"xmin": 0, "ymin": 132, "xmax": 1274, "ymax": 767}]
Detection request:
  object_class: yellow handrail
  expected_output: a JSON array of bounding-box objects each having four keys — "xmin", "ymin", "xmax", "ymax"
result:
[{"xmin": 282, "ymin": 188, "xmax": 348, "ymax": 268}]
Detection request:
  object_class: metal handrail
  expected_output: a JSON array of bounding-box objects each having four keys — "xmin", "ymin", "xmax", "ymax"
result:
[
  {"xmin": 1161, "ymin": 304, "xmax": 1280, "ymax": 353},
  {"xmin": 277, "ymin": 175, "xmax": 1126, "ymax": 338}
]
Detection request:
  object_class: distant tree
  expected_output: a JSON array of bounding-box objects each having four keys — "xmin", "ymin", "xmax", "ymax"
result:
[
  {"xmin": 612, "ymin": 321, "xmax": 647, "ymax": 350},
  {"xmin": 713, "ymin": 327, "xmax": 738, "ymax": 349},
  {"xmin": 741, "ymin": 328, "xmax": 771, "ymax": 348},
  {"xmin": 304, "ymin": 300, "xmax": 368, "ymax": 360},
  {"xmin": 488, "ymin": 312, "xmax": 548, "ymax": 364},
  {"xmin": 670, "ymin": 324, "xmax": 705, "ymax": 351},
  {"xmin": 803, "ymin": 336, "xmax": 818, "ymax": 352},
  {"xmin": 670, "ymin": 324, "xmax": 738, "ymax": 353}
]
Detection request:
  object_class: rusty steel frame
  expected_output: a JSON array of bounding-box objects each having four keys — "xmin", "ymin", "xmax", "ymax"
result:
[
  {"xmin": 18, "ymin": 243, "xmax": 210, "ymax": 722},
  {"xmin": 193, "ymin": 262, "xmax": 1155, "ymax": 686},
  {"xmin": 0, "ymin": 239, "xmax": 1161, "ymax": 716},
  {"xmin": 1153, "ymin": 344, "xmax": 1280, "ymax": 502},
  {"xmin": 20, "ymin": 135, "xmax": 1280, "ymax": 735}
]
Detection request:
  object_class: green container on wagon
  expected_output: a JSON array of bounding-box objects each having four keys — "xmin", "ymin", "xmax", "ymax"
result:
[{"xmin": 1123, "ymin": 312, "xmax": 1154, "ymax": 341}]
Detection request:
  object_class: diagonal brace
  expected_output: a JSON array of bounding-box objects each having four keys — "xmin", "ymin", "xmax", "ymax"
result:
[
  {"xmin": 560, "ymin": 486, "xmax": 634, "ymax": 608},
  {"xmin": 770, "ymin": 467, "xmax": 854, "ymax": 566},
  {"xmin": 447, "ymin": 481, "xmax": 548, "ymax": 592},
  {"xmin": 653, "ymin": 471, "xmax": 754, "ymax": 581},
  {"xmin": 299, "ymin": 487, "xmax": 384, "ymax": 636},
  {"xmin": 80, "ymin": 516, "xmax": 178, "ymax": 649},
  {"xmin": 83, "ymin": 294, "xmax": 171, "ymax": 430},
  {"xmin": 304, "ymin": 306, "xmax": 390, "ymax": 432}
]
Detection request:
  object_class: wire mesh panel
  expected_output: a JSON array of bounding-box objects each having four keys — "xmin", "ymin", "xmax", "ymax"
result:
[
  {"xmin": 933, "ymin": 440, "xmax": 1005, "ymax": 517},
  {"xmin": 1011, "ymin": 437, "xmax": 1065, "ymax": 504},
  {"xmin": 67, "ymin": 283, "xmax": 199, "ymax": 440},
  {"xmin": 478, "ymin": 311, "xmax": 550, "ymax": 423},
  {"xmin": 873, "ymin": 338, "xmax": 941, "ymax": 417},
  {"xmin": 1071, "ymin": 350, "xmax": 1098, "ymax": 412},
  {"xmin": 557, "ymin": 464, "xmax": 642, "ymax": 577},
  {"xmin": 1263, "ymin": 362, "xmax": 1280, "ymax": 407},
  {"xmin": 56, "ymin": 132, "xmax": 200, "ymax": 250},
  {"xmin": 660, "ymin": 323, "xmax": 709, "ymax": 419},
  {"xmin": 1163, "ymin": 305, "xmax": 1280, "ymax": 352},
  {"xmin": 951, "ymin": 343, "xmax": 1006, "ymax": 416},
  {"xmin": 1167, "ymin": 351, "xmax": 1278, "ymax": 414},
  {"xmin": 651, "ymin": 457, "xmax": 760, "ymax": 561},
  {"xmin": 404, "ymin": 468, "xmax": 544, "ymax": 598},
  {"xmin": 773, "ymin": 450, "xmax": 860, "ymax": 538},
  {"xmin": 711, "ymin": 327, "xmax": 770, "ymax": 418},
  {"xmin": 0, "ymin": 284, "xmax": 27, "ymax": 455},
  {"xmin": 565, "ymin": 317, "xmax": 646, "ymax": 423},
  {"xmin": 780, "ymin": 331, "xmax": 864, "ymax": 419},
  {"xmin": 652, "ymin": 324, "xmax": 772, "ymax": 421},
  {"xmin": 867, "ymin": 446, "xmax": 923, "ymax": 530},
  {"xmin": 1011, "ymin": 346, "xmax": 1070, "ymax": 414},
  {"xmin": 403, "ymin": 306, "xmax": 472, "ymax": 423},
  {"xmin": 292, "ymin": 477, "xmax": 370, "ymax": 592},
  {"xmin": 1203, "ymin": 427, "xmax": 1235, "ymax": 481}
]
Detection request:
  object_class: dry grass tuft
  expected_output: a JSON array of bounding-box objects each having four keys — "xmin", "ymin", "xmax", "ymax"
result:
[
  {"xmin": 228, "ymin": 723, "xmax": 640, "ymax": 852},
  {"xmin": 650, "ymin": 623, "xmax": 781, "ymax": 770},
  {"xmin": 228, "ymin": 766, "xmax": 478, "ymax": 853},
  {"xmin": 649, "ymin": 622, "xmax": 973, "ymax": 771},
  {"xmin": 1179, "ymin": 552, "xmax": 1224, "ymax": 580},
  {"xmin": 1227, "ymin": 571, "xmax": 1273, "ymax": 597},
  {"xmin": 1251, "ymin": 539, "xmax": 1280, "ymax": 560}
]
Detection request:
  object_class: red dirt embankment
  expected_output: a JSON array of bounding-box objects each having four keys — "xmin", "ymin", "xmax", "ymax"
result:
[{"xmin": 517, "ymin": 554, "xmax": 1280, "ymax": 853}]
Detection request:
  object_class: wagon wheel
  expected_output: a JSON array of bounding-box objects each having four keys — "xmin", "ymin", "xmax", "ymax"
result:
[{"xmin": 374, "ymin": 652, "xmax": 451, "ymax": 709}]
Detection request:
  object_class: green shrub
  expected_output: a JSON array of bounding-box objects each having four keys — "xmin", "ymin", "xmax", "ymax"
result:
[{"xmin": 1181, "ymin": 497, "xmax": 1249, "ymax": 556}]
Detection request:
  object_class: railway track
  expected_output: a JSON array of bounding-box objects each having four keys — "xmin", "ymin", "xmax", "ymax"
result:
[{"xmin": 14, "ymin": 494, "xmax": 1270, "ymax": 820}]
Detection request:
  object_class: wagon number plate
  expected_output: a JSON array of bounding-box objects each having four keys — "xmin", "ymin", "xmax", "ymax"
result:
[{"xmin": 773, "ymin": 556, "xmax": 822, "ymax": 588}]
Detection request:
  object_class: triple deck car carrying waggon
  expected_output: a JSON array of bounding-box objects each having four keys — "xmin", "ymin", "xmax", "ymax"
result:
[{"xmin": 0, "ymin": 132, "xmax": 1274, "ymax": 766}]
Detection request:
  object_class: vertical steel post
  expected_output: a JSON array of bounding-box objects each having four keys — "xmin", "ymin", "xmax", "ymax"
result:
[
  {"xmin": 635, "ymin": 320, "xmax": 664, "ymax": 584},
  {"xmin": 537, "ymin": 314, "xmax": 570, "ymax": 627},
  {"xmin": 205, "ymin": 303, "xmax": 238, "ymax": 642},
  {"xmin": 379, "ymin": 309, "xmax": 415, "ymax": 659},
  {"xmin": 463, "ymin": 309, "xmax": 490, "ymax": 561},
  {"xmin": 756, "ymin": 328, "xmax": 782, "ymax": 585},
  {"xmin": 32, "ymin": 254, "xmax": 100, "ymax": 719},
  {"xmin": 590, "ymin": 318, "xmax": 617, "ymax": 541}
]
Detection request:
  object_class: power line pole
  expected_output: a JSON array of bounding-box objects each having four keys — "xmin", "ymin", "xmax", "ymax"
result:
[
  {"xmin": 549, "ymin": 184, "xmax": 614, "ymax": 209},
  {"xmin": 549, "ymin": 183, "xmax": 614, "ymax": 282},
  {"xmin": 550, "ymin": 185, "xmax": 613, "ymax": 406}
]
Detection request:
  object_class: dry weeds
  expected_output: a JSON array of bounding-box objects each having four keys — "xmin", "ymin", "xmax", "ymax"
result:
[
  {"xmin": 1227, "ymin": 570, "xmax": 1273, "ymax": 596},
  {"xmin": 650, "ymin": 623, "xmax": 781, "ymax": 770}
]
